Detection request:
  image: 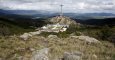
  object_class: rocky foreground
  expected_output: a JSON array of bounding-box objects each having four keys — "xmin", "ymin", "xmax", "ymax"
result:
[{"xmin": 0, "ymin": 34, "xmax": 115, "ymax": 60}]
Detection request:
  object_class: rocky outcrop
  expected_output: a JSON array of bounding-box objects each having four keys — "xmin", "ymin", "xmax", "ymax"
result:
[
  {"xmin": 29, "ymin": 31, "xmax": 41, "ymax": 36},
  {"xmin": 49, "ymin": 16, "xmax": 77, "ymax": 25},
  {"xmin": 31, "ymin": 48, "xmax": 49, "ymax": 60},
  {"xmin": 62, "ymin": 51, "xmax": 82, "ymax": 60},
  {"xmin": 70, "ymin": 36, "xmax": 100, "ymax": 43}
]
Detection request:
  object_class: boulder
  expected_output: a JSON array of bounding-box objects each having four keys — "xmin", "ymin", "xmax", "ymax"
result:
[
  {"xmin": 63, "ymin": 51, "xmax": 82, "ymax": 60},
  {"xmin": 29, "ymin": 31, "xmax": 41, "ymax": 36},
  {"xmin": 0, "ymin": 58, "xmax": 2, "ymax": 60},
  {"xmin": 48, "ymin": 35, "xmax": 58, "ymax": 38},
  {"xmin": 20, "ymin": 31, "xmax": 41, "ymax": 40},
  {"xmin": 20, "ymin": 33, "xmax": 32, "ymax": 40},
  {"xmin": 31, "ymin": 48, "xmax": 49, "ymax": 60},
  {"xmin": 70, "ymin": 36, "xmax": 100, "ymax": 43}
]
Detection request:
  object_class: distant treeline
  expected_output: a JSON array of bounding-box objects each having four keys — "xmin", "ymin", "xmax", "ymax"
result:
[
  {"xmin": 75, "ymin": 18, "xmax": 115, "ymax": 26},
  {"xmin": 0, "ymin": 16, "xmax": 48, "ymax": 36}
]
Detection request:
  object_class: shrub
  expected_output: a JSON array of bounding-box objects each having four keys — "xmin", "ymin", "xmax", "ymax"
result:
[
  {"xmin": 0, "ymin": 26, "xmax": 11, "ymax": 36},
  {"xmin": 96, "ymin": 25, "xmax": 113, "ymax": 40},
  {"xmin": 66, "ymin": 24, "xmax": 79, "ymax": 34},
  {"xmin": 57, "ymin": 32, "xmax": 69, "ymax": 38},
  {"xmin": 39, "ymin": 32, "xmax": 57, "ymax": 37}
]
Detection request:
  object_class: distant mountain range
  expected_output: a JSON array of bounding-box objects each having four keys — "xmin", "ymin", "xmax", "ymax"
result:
[
  {"xmin": 0, "ymin": 9, "xmax": 115, "ymax": 27},
  {"xmin": 0, "ymin": 9, "xmax": 115, "ymax": 20},
  {"xmin": 0, "ymin": 9, "xmax": 43, "ymax": 15}
]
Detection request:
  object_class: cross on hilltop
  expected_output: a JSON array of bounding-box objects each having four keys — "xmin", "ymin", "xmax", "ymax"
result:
[
  {"xmin": 49, "ymin": 4, "xmax": 64, "ymax": 16},
  {"xmin": 60, "ymin": 4, "xmax": 64, "ymax": 16}
]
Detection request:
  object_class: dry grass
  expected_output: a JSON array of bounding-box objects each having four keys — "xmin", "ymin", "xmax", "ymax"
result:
[{"xmin": 0, "ymin": 35, "xmax": 115, "ymax": 60}]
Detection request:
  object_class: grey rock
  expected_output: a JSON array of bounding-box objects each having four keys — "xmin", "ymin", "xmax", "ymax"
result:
[
  {"xmin": 70, "ymin": 36, "xmax": 100, "ymax": 43},
  {"xmin": 20, "ymin": 33, "xmax": 32, "ymax": 40},
  {"xmin": 29, "ymin": 31, "xmax": 41, "ymax": 36},
  {"xmin": 31, "ymin": 48, "xmax": 49, "ymax": 60},
  {"xmin": 20, "ymin": 31, "xmax": 41, "ymax": 40},
  {"xmin": 48, "ymin": 35, "xmax": 58, "ymax": 38},
  {"xmin": 0, "ymin": 58, "xmax": 2, "ymax": 60},
  {"xmin": 63, "ymin": 51, "xmax": 82, "ymax": 60}
]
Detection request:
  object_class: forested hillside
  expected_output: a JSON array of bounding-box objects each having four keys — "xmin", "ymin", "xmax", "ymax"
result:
[{"xmin": 0, "ymin": 17, "xmax": 34, "ymax": 36}]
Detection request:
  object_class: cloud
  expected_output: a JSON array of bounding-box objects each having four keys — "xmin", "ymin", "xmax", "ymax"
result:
[{"xmin": 0, "ymin": 0, "xmax": 115, "ymax": 13}]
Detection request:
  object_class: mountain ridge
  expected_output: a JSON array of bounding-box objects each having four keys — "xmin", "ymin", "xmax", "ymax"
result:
[{"xmin": 0, "ymin": 9, "xmax": 115, "ymax": 20}]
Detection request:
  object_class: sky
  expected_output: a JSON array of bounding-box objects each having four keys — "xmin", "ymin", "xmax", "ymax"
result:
[{"xmin": 0, "ymin": 0, "xmax": 115, "ymax": 13}]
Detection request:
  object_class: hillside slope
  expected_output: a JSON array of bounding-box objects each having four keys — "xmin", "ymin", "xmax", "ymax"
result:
[
  {"xmin": 0, "ymin": 17, "xmax": 34, "ymax": 36},
  {"xmin": 0, "ymin": 35, "xmax": 115, "ymax": 60},
  {"xmin": 75, "ymin": 18, "xmax": 115, "ymax": 26}
]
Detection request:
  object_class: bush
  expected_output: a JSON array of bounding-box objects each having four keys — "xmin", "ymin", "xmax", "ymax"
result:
[
  {"xmin": 96, "ymin": 25, "xmax": 113, "ymax": 41},
  {"xmin": 75, "ymin": 31, "xmax": 82, "ymax": 36},
  {"xmin": 77, "ymin": 25, "xmax": 115, "ymax": 44},
  {"xmin": 39, "ymin": 32, "xmax": 57, "ymax": 37},
  {"xmin": 57, "ymin": 32, "xmax": 69, "ymax": 38},
  {"xmin": 66, "ymin": 24, "xmax": 79, "ymax": 34},
  {"xmin": 0, "ymin": 26, "xmax": 11, "ymax": 36}
]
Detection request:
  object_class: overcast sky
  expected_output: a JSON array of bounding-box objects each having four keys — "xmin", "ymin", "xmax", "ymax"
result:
[{"xmin": 0, "ymin": 0, "xmax": 115, "ymax": 13}]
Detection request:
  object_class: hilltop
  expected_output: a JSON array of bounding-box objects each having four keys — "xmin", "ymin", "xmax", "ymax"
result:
[{"xmin": 49, "ymin": 16, "xmax": 77, "ymax": 25}]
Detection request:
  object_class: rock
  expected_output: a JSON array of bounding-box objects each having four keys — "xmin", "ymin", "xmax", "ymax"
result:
[
  {"xmin": 29, "ymin": 31, "xmax": 41, "ymax": 36},
  {"xmin": 92, "ymin": 54, "xmax": 97, "ymax": 59},
  {"xmin": 0, "ymin": 58, "xmax": 2, "ymax": 60},
  {"xmin": 31, "ymin": 48, "xmax": 49, "ymax": 60},
  {"xmin": 16, "ymin": 56, "xmax": 23, "ymax": 60},
  {"xmin": 29, "ymin": 48, "xmax": 35, "ymax": 52},
  {"xmin": 48, "ymin": 35, "xmax": 58, "ymax": 38},
  {"xmin": 63, "ymin": 51, "xmax": 82, "ymax": 60},
  {"xmin": 70, "ymin": 36, "xmax": 100, "ymax": 43},
  {"xmin": 20, "ymin": 33, "xmax": 32, "ymax": 40},
  {"xmin": 20, "ymin": 31, "xmax": 41, "ymax": 40}
]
